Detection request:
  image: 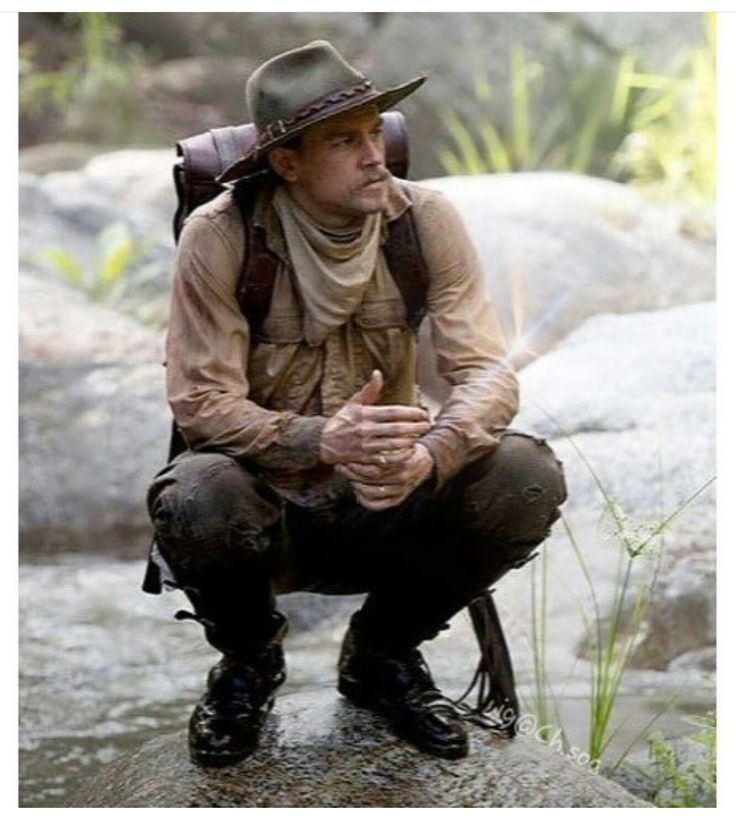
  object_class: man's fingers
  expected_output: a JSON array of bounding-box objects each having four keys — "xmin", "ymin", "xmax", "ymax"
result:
[
  {"xmin": 336, "ymin": 463, "xmax": 381, "ymax": 482},
  {"xmin": 360, "ymin": 421, "xmax": 430, "ymax": 439},
  {"xmin": 353, "ymin": 482, "xmax": 406, "ymax": 505},
  {"xmin": 337, "ymin": 462, "xmax": 409, "ymax": 484},
  {"xmin": 359, "ymin": 405, "xmax": 429, "ymax": 423},
  {"xmin": 346, "ymin": 448, "xmax": 414, "ymax": 467},
  {"xmin": 362, "ymin": 436, "xmax": 421, "ymax": 453}
]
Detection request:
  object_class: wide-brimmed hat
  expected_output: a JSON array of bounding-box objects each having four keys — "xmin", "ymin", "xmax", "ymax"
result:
[{"xmin": 216, "ymin": 40, "xmax": 426, "ymax": 184}]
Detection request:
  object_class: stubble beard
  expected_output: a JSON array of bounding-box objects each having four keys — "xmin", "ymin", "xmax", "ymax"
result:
[{"xmin": 348, "ymin": 175, "xmax": 389, "ymax": 216}]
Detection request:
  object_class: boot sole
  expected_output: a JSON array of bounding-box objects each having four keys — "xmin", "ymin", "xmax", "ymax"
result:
[{"xmin": 338, "ymin": 678, "xmax": 469, "ymax": 760}]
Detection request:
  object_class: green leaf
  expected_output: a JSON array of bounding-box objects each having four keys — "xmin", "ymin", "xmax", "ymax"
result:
[
  {"xmin": 479, "ymin": 122, "xmax": 512, "ymax": 173},
  {"xmin": 96, "ymin": 222, "xmax": 134, "ymax": 287},
  {"xmin": 510, "ymin": 46, "xmax": 531, "ymax": 166},
  {"xmin": 37, "ymin": 248, "xmax": 83, "ymax": 286}
]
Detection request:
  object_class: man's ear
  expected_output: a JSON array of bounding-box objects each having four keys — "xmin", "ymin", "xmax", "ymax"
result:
[{"xmin": 268, "ymin": 147, "xmax": 300, "ymax": 183}]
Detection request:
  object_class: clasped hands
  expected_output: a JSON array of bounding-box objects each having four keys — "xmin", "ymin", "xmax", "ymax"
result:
[{"xmin": 319, "ymin": 370, "xmax": 435, "ymax": 511}]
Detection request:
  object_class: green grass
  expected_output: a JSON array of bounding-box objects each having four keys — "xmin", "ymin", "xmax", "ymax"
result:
[{"xmin": 523, "ymin": 411, "xmax": 715, "ymax": 777}]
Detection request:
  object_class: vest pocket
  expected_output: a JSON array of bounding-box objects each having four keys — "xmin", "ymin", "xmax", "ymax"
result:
[
  {"xmin": 253, "ymin": 310, "xmax": 304, "ymax": 344},
  {"xmin": 353, "ymin": 297, "xmax": 408, "ymax": 329}
]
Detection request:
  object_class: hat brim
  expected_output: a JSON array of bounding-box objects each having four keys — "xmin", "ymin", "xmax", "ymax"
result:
[{"xmin": 216, "ymin": 74, "xmax": 426, "ymax": 184}]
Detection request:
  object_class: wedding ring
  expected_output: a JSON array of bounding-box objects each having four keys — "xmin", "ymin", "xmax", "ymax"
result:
[{"xmin": 378, "ymin": 454, "xmax": 387, "ymax": 466}]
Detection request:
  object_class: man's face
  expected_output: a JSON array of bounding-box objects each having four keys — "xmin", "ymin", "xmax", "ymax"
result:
[{"xmin": 270, "ymin": 106, "xmax": 389, "ymax": 228}]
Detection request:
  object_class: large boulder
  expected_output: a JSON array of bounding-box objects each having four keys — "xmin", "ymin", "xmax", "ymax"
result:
[
  {"xmin": 513, "ymin": 300, "xmax": 715, "ymax": 527},
  {"xmin": 493, "ymin": 301, "xmax": 715, "ymax": 678},
  {"xmin": 418, "ymin": 173, "xmax": 714, "ymax": 380},
  {"xmin": 627, "ymin": 554, "xmax": 716, "ymax": 670},
  {"xmin": 19, "ymin": 270, "xmax": 169, "ymax": 556},
  {"xmin": 70, "ymin": 688, "xmax": 648, "ymax": 808}
]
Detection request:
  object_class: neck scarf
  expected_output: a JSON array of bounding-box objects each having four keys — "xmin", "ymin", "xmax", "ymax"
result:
[{"xmin": 272, "ymin": 186, "xmax": 385, "ymax": 345}]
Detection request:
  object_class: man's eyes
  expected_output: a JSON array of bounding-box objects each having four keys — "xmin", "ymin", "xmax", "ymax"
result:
[{"xmin": 330, "ymin": 129, "xmax": 383, "ymax": 147}]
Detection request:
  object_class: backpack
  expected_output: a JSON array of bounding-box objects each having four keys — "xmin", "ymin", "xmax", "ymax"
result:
[{"xmin": 144, "ymin": 113, "xmax": 521, "ymax": 737}]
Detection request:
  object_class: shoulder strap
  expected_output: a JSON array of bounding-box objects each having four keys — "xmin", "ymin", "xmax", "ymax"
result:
[
  {"xmin": 232, "ymin": 181, "xmax": 280, "ymax": 330},
  {"xmin": 384, "ymin": 197, "xmax": 429, "ymax": 331}
]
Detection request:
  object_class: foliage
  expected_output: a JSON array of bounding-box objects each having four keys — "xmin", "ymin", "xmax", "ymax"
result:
[
  {"xmin": 608, "ymin": 13, "xmax": 716, "ymax": 201},
  {"xmin": 438, "ymin": 12, "xmax": 715, "ymax": 202},
  {"xmin": 524, "ymin": 412, "xmax": 715, "ymax": 772},
  {"xmin": 20, "ymin": 12, "xmax": 148, "ymax": 144},
  {"xmin": 437, "ymin": 44, "xmax": 635, "ymax": 178},
  {"xmin": 645, "ymin": 712, "xmax": 716, "ymax": 807},
  {"xmin": 37, "ymin": 222, "xmax": 136, "ymax": 303}
]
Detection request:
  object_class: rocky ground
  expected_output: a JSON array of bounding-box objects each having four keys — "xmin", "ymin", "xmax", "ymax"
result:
[{"xmin": 70, "ymin": 689, "xmax": 649, "ymax": 808}]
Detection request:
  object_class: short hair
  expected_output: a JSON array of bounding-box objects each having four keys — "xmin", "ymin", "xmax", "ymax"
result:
[
  {"xmin": 266, "ymin": 135, "xmax": 303, "ymax": 180},
  {"xmin": 277, "ymin": 134, "xmax": 304, "ymax": 152}
]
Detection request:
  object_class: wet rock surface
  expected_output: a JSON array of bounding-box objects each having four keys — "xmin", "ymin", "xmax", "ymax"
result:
[{"xmin": 70, "ymin": 688, "xmax": 649, "ymax": 808}]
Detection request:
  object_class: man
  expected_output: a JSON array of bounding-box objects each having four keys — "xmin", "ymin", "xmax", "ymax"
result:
[{"xmin": 145, "ymin": 40, "xmax": 567, "ymax": 767}]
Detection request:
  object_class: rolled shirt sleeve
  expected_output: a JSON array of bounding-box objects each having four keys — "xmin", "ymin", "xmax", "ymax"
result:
[
  {"xmin": 414, "ymin": 190, "xmax": 519, "ymax": 487},
  {"xmin": 165, "ymin": 209, "xmax": 328, "ymax": 470}
]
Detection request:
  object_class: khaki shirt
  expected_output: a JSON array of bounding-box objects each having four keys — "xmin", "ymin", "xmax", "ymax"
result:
[{"xmin": 166, "ymin": 175, "xmax": 519, "ymax": 500}]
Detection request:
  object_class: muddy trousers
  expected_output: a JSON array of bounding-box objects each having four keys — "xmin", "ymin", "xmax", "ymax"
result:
[{"xmin": 146, "ymin": 430, "xmax": 567, "ymax": 654}]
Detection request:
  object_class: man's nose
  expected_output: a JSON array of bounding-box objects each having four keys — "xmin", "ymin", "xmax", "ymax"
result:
[{"xmin": 360, "ymin": 135, "xmax": 384, "ymax": 167}]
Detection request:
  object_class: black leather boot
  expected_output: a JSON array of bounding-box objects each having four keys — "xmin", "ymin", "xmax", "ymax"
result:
[
  {"xmin": 337, "ymin": 613, "xmax": 469, "ymax": 760},
  {"xmin": 186, "ymin": 611, "xmax": 288, "ymax": 767}
]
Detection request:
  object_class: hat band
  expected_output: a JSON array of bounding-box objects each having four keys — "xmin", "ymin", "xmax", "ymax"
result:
[{"xmin": 258, "ymin": 79, "xmax": 375, "ymax": 143}]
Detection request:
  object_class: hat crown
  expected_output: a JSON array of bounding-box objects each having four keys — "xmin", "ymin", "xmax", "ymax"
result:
[{"xmin": 246, "ymin": 40, "xmax": 365, "ymax": 130}]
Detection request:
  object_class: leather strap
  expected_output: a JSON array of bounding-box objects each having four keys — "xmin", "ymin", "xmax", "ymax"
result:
[
  {"xmin": 233, "ymin": 182, "xmax": 279, "ymax": 330},
  {"xmin": 383, "ymin": 187, "xmax": 429, "ymax": 331}
]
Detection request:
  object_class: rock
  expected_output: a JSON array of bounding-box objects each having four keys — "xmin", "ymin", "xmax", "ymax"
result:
[
  {"xmin": 604, "ymin": 760, "xmax": 658, "ymax": 804},
  {"xmin": 492, "ymin": 302, "xmax": 715, "ymax": 681},
  {"xmin": 19, "ymin": 142, "xmax": 103, "ymax": 175},
  {"xmin": 513, "ymin": 301, "xmax": 715, "ymax": 527},
  {"xmin": 19, "ymin": 270, "xmax": 169, "ymax": 556},
  {"xmin": 20, "ymin": 271, "xmax": 164, "ymax": 367},
  {"xmin": 420, "ymin": 173, "xmax": 713, "ymax": 366},
  {"xmin": 668, "ymin": 647, "xmax": 716, "ymax": 673},
  {"xmin": 83, "ymin": 149, "xmax": 177, "ymax": 222},
  {"xmin": 575, "ymin": 551, "xmax": 716, "ymax": 671},
  {"xmin": 20, "ymin": 359, "xmax": 169, "ymax": 556},
  {"xmin": 69, "ymin": 688, "xmax": 649, "ymax": 808},
  {"xmin": 628, "ymin": 557, "xmax": 716, "ymax": 670},
  {"xmin": 415, "ymin": 173, "xmax": 713, "ymax": 401}
]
